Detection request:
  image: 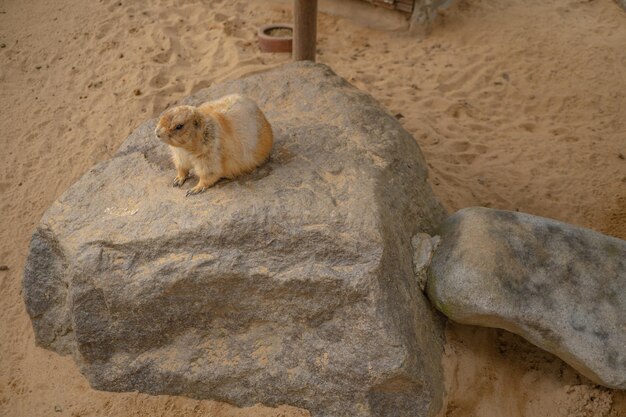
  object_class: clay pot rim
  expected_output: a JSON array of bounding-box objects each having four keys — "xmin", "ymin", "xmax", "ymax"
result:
[
  {"xmin": 258, "ymin": 23, "xmax": 294, "ymax": 40},
  {"xmin": 258, "ymin": 23, "xmax": 293, "ymax": 53}
]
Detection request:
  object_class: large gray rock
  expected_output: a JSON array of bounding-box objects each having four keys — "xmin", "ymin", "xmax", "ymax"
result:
[
  {"xmin": 23, "ymin": 62, "xmax": 448, "ymax": 417},
  {"xmin": 427, "ymin": 207, "xmax": 626, "ymax": 389}
]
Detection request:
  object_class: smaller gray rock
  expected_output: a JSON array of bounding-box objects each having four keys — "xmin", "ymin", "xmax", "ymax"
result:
[
  {"xmin": 426, "ymin": 207, "xmax": 626, "ymax": 389},
  {"xmin": 617, "ymin": 0, "xmax": 626, "ymax": 12}
]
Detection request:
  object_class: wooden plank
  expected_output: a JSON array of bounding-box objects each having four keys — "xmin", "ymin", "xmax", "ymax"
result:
[
  {"xmin": 371, "ymin": 0, "xmax": 414, "ymax": 14},
  {"xmin": 396, "ymin": 2, "xmax": 413, "ymax": 13},
  {"xmin": 373, "ymin": 0, "xmax": 396, "ymax": 10}
]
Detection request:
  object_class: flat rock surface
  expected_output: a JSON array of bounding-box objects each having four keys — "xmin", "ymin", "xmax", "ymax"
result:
[
  {"xmin": 23, "ymin": 62, "xmax": 448, "ymax": 417},
  {"xmin": 427, "ymin": 207, "xmax": 626, "ymax": 389}
]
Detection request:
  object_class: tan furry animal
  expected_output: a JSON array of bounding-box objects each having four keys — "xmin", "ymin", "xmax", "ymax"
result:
[{"xmin": 155, "ymin": 94, "xmax": 273, "ymax": 195}]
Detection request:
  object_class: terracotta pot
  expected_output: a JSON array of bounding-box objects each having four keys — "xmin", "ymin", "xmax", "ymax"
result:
[{"xmin": 258, "ymin": 23, "xmax": 293, "ymax": 53}]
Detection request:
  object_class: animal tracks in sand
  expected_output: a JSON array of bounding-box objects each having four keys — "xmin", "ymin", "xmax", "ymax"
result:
[{"xmin": 1, "ymin": 0, "xmax": 625, "ymax": 416}]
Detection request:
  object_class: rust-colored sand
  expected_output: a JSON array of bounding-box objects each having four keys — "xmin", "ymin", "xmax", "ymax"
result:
[{"xmin": 1, "ymin": 0, "xmax": 624, "ymax": 416}]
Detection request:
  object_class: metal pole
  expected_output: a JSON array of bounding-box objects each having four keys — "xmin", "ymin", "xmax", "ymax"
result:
[{"xmin": 293, "ymin": 0, "xmax": 317, "ymax": 62}]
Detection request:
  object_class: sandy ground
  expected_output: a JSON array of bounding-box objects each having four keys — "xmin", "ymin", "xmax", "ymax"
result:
[{"xmin": 0, "ymin": 0, "xmax": 625, "ymax": 416}]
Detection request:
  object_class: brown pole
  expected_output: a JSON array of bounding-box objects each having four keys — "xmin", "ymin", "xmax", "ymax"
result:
[{"xmin": 293, "ymin": 0, "xmax": 317, "ymax": 62}]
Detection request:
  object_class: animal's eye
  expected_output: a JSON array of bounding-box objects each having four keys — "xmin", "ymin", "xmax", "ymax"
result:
[{"xmin": 175, "ymin": 124, "xmax": 184, "ymax": 130}]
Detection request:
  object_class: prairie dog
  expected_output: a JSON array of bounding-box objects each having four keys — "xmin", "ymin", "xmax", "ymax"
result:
[{"xmin": 155, "ymin": 94, "xmax": 273, "ymax": 195}]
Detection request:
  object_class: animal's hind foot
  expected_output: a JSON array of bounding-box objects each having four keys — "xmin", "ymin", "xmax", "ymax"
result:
[
  {"xmin": 184, "ymin": 175, "xmax": 219, "ymax": 196},
  {"xmin": 185, "ymin": 185, "xmax": 207, "ymax": 196}
]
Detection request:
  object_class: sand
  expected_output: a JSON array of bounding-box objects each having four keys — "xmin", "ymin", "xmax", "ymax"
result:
[{"xmin": 0, "ymin": 0, "xmax": 625, "ymax": 416}]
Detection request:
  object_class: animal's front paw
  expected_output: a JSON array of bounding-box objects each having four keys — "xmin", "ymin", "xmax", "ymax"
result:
[
  {"xmin": 186, "ymin": 186, "xmax": 207, "ymax": 196},
  {"xmin": 173, "ymin": 175, "xmax": 188, "ymax": 187}
]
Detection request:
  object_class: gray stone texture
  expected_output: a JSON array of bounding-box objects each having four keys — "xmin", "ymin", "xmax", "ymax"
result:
[
  {"xmin": 410, "ymin": 0, "xmax": 457, "ymax": 31},
  {"xmin": 427, "ymin": 207, "xmax": 626, "ymax": 389},
  {"xmin": 23, "ymin": 62, "xmax": 448, "ymax": 416}
]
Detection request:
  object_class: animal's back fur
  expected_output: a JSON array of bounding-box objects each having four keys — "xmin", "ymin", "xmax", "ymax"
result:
[{"xmin": 199, "ymin": 94, "xmax": 273, "ymax": 178}]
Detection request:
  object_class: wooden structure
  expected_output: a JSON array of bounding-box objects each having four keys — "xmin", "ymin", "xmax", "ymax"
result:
[
  {"xmin": 369, "ymin": 0, "xmax": 415, "ymax": 14},
  {"xmin": 291, "ymin": 0, "xmax": 422, "ymax": 62},
  {"xmin": 293, "ymin": 0, "xmax": 318, "ymax": 62}
]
